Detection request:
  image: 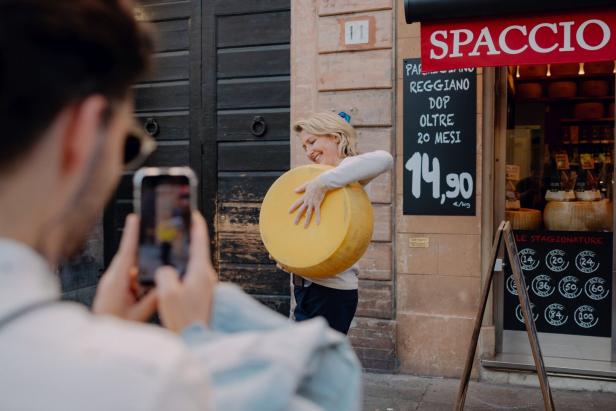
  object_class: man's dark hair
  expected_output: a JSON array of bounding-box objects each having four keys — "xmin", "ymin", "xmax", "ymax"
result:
[{"xmin": 0, "ymin": 0, "xmax": 153, "ymax": 171}]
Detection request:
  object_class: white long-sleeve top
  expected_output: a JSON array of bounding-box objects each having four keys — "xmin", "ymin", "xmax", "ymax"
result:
[{"xmin": 300, "ymin": 150, "xmax": 393, "ymax": 290}]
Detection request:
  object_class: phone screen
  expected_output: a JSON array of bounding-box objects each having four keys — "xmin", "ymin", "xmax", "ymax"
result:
[{"xmin": 138, "ymin": 175, "xmax": 191, "ymax": 284}]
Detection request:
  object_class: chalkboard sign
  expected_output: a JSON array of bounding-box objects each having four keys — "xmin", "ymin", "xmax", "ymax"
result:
[
  {"xmin": 504, "ymin": 231, "xmax": 613, "ymax": 338},
  {"xmin": 403, "ymin": 58, "xmax": 477, "ymax": 215}
]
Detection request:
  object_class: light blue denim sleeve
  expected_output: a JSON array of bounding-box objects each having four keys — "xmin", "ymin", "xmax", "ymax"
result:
[
  {"xmin": 180, "ymin": 283, "xmax": 362, "ymax": 411},
  {"xmin": 180, "ymin": 281, "xmax": 291, "ymax": 344}
]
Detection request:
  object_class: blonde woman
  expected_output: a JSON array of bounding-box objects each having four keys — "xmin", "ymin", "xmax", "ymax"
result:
[{"xmin": 287, "ymin": 111, "xmax": 393, "ymax": 334}]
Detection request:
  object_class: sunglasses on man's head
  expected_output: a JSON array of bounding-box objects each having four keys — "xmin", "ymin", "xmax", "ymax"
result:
[{"xmin": 123, "ymin": 123, "xmax": 157, "ymax": 170}]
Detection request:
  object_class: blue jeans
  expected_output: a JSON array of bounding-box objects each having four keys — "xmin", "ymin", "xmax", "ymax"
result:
[{"xmin": 294, "ymin": 282, "xmax": 358, "ymax": 334}]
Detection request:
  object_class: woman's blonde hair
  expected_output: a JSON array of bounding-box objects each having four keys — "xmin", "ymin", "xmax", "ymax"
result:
[{"xmin": 293, "ymin": 112, "xmax": 358, "ymax": 157}]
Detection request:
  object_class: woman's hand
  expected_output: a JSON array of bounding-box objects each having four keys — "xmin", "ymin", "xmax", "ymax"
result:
[{"xmin": 289, "ymin": 179, "xmax": 328, "ymax": 228}]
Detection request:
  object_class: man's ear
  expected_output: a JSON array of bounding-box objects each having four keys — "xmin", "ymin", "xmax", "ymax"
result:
[{"xmin": 60, "ymin": 95, "xmax": 108, "ymax": 176}]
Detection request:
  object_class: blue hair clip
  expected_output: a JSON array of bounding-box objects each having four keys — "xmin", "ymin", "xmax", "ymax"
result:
[{"xmin": 338, "ymin": 111, "xmax": 351, "ymax": 124}]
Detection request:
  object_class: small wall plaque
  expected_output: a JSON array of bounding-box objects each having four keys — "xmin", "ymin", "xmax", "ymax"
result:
[
  {"xmin": 344, "ymin": 20, "xmax": 369, "ymax": 45},
  {"xmin": 409, "ymin": 237, "xmax": 430, "ymax": 248}
]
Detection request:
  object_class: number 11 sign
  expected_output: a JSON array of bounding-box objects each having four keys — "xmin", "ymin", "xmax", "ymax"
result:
[{"xmin": 403, "ymin": 58, "xmax": 477, "ymax": 216}]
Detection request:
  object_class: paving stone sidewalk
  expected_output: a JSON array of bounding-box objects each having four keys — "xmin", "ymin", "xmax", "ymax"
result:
[{"xmin": 363, "ymin": 373, "xmax": 616, "ymax": 411}]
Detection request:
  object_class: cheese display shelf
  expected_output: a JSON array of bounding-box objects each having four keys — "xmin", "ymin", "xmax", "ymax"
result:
[
  {"xmin": 516, "ymin": 73, "xmax": 615, "ymax": 83},
  {"xmin": 561, "ymin": 118, "xmax": 615, "ymax": 123},
  {"xmin": 506, "ymin": 61, "xmax": 615, "ymax": 233},
  {"xmin": 518, "ymin": 96, "xmax": 614, "ymax": 103}
]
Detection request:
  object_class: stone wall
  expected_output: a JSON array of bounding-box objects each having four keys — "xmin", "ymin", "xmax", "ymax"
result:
[
  {"xmin": 291, "ymin": 0, "xmax": 396, "ymax": 372},
  {"xmin": 395, "ymin": 9, "xmax": 485, "ymax": 377}
]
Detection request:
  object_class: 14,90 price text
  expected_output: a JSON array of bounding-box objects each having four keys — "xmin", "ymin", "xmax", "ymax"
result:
[{"xmin": 405, "ymin": 152, "xmax": 473, "ymax": 208}]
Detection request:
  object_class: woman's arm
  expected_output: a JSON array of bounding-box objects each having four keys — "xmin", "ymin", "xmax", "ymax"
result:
[
  {"xmin": 289, "ymin": 150, "xmax": 393, "ymax": 227},
  {"xmin": 316, "ymin": 150, "xmax": 393, "ymax": 189}
]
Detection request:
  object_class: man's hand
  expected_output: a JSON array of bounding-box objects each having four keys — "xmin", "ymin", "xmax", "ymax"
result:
[
  {"xmin": 155, "ymin": 211, "xmax": 218, "ymax": 333},
  {"xmin": 92, "ymin": 214, "xmax": 157, "ymax": 322},
  {"xmin": 289, "ymin": 179, "xmax": 328, "ymax": 228}
]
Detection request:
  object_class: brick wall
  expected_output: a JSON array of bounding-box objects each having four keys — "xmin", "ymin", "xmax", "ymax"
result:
[{"xmin": 291, "ymin": 0, "xmax": 396, "ymax": 372}]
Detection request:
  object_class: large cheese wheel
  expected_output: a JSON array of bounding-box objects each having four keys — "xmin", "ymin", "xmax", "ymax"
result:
[
  {"xmin": 544, "ymin": 200, "xmax": 612, "ymax": 231},
  {"xmin": 579, "ymin": 80, "xmax": 609, "ymax": 97},
  {"xmin": 506, "ymin": 208, "xmax": 542, "ymax": 230},
  {"xmin": 259, "ymin": 164, "xmax": 373, "ymax": 278},
  {"xmin": 585, "ymin": 61, "xmax": 614, "ymax": 75},
  {"xmin": 550, "ymin": 63, "xmax": 579, "ymax": 76},
  {"xmin": 575, "ymin": 190, "xmax": 601, "ymax": 201},
  {"xmin": 517, "ymin": 83, "xmax": 542, "ymax": 99},
  {"xmin": 548, "ymin": 81, "xmax": 576, "ymax": 98},
  {"xmin": 519, "ymin": 64, "xmax": 547, "ymax": 78},
  {"xmin": 573, "ymin": 102, "xmax": 604, "ymax": 119}
]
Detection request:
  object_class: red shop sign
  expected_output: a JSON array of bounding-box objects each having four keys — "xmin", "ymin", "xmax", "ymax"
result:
[{"xmin": 421, "ymin": 8, "xmax": 616, "ymax": 72}]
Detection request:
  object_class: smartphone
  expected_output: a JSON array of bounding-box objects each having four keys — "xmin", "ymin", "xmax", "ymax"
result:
[{"xmin": 133, "ymin": 167, "xmax": 198, "ymax": 285}]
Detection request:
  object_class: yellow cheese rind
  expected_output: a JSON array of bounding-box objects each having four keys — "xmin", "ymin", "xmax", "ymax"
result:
[{"xmin": 259, "ymin": 164, "xmax": 374, "ymax": 278}]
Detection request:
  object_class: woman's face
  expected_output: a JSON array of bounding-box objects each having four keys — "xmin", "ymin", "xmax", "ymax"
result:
[{"xmin": 300, "ymin": 131, "xmax": 340, "ymax": 166}]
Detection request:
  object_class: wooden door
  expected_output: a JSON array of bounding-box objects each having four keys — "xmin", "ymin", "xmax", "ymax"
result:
[
  {"xmin": 104, "ymin": 0, "xmax": 202, "ymax": 264},
  {"xmin": 104, "ymin": 0, "xmax": 291, "ymax": 315},
  {"xmin": 204, "ymin": 0, "xmax": 291, "ymax": 314}
]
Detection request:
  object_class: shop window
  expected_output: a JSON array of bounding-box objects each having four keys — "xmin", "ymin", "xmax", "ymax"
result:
[
  {"xmin": 501, "ymin": 61, "xmax": 615, "ymax": 351},
  {"xmin": 506, "ymin": 61, "xmax": 614, "ymax": 233}
]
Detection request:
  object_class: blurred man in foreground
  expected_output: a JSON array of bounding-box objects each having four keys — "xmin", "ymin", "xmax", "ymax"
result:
[{"xmin": 0, "ymin": 1, "xmax": 360, "ymax": 410}]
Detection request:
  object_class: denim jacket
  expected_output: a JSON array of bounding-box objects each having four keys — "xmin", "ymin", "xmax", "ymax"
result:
[{"xmin": 183, "ymin": 283, "xmax": 362, "ymax": 411}]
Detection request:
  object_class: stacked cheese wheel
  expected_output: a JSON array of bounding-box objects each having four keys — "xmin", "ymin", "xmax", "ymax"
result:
[
  {"xmin": 544, "ymin": 200, "xmax": 613, "ymax": 231},
  {"xmin": 505, "ymin": 208, "xmax": 542, "ymax": 230}
]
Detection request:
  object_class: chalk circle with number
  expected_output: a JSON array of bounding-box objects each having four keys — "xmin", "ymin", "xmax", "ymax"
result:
[{"xmin": 259, "ymin": 164, "xmax": 374, "ymax": 279}]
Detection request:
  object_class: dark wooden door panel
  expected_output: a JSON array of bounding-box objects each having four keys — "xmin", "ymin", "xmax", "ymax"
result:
[
  {"xmin": 218, "ymin": 203, "xmax": 261, "ymax": 234},
  {"xmin": 134, "ymin": 82, "xmax": 190, "ymax": 112},
  {"xmin": 150, "ymin": 19, "xmax": 189, "ymax": 52},
  {"xmin": 143, "ymin": 51, "xmax": 190, "ymax": 82},
  {"xmin": 116, "ymin": 175, "xmax": 134, "ymax": 199},
  {"xmin": 217, "ymin": 46, "xmax": 289, "ymax": 79},
  {"xmin": 218, "ymin": 141, "xmax": 289, "ymax": 171},
  {"xmin": 217, "ymin": 109, "xmax": 290, "ymax": 141},
  {"xmin": 143, "ymin": 143, "xmax": 190, "ymax": 167},
  {"xmin": 218, "ymin": 171, "xmax": 281, "ymax": 202},
  {"xmin": 217, "ymin": 11, "xmax": 290, "ymax": 48},
  {"xmin": 219, "ymin": 263, "xmax": 289, "ymax": 296},
  {"xmin": 135, "ymin": 112, "xmax": 190, "ymax": 141},
  {"xmin": 255, "ymin": 296, "xmax": 290, "ymax": 315},
  {"xmin": 219, "ymin": 233, "xmax": 270, "ymax": 265},
  {"xmin": 214, "ymin": 0, "xmax": 290, "ymax": 15},
  {"xmin": 136, "ymin": 1, "xmax": 191, "ymax": 21},
  {"xmin": 217, "ymin": 78, "xmax": 290, "ymax": 110},
  {"xmin": 112, "ymin": 201, "xmax": 134, "ymax": 229},
  {"xmin": 104, "ymin": 0, "xmax": 200, "ymax": 266},
  {"xmin": 205, "ymin": 1, "xmax": 290, "ymax": 315}
]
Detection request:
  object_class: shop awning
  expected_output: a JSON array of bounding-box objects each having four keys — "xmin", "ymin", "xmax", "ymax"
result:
[
  {"xmin": 404, "ymin": 0, "xmax": 616, "ymax": 23},
  {"xmin": 413, "ymin": 4, "xmax": 616, "ymax": 72}
]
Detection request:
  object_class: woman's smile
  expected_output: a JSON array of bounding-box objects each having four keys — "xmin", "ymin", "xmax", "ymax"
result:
[{"xmin": 300, "ymin": 130, "xmax": 339, "ymax": 166}]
